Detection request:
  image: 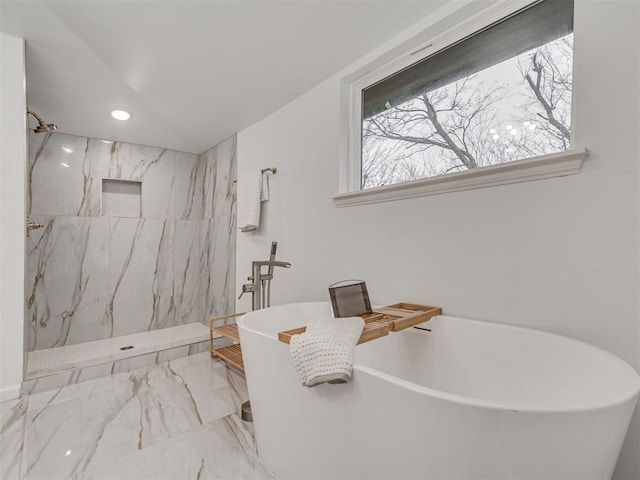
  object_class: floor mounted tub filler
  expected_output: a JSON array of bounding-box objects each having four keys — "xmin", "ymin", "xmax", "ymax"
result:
[{"xmin": 237, "ymin": 302, "xmax": 640, "ymax": 479}]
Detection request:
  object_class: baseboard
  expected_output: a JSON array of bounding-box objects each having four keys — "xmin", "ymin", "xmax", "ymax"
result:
[{"xmin": 0, "ymin": 383, "xmax": 21, "ymax": 402}]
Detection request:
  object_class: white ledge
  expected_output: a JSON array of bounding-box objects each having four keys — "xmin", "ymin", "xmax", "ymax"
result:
[{"xmin": 334, "ymin": 148, "xmax": 588, "ymax": 207}]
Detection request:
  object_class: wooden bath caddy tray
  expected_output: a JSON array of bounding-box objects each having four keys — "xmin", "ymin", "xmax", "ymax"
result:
[
  {"xmin": 278, "ymin": 303, "xmax": 442, "ymax": 346},
  {"xmin": 210, "ymin": 312, "xmax": 247, "ymax": 372}
]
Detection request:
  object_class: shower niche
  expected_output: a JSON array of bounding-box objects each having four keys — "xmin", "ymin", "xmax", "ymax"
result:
[{"xmin": 101, "ymin": 178, "xmax": 142, "ymax": 217}]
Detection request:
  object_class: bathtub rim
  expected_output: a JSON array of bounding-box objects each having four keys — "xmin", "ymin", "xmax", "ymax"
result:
[{"xmin": 238, "ymin": 302, "xmax": 640, "ymax": 414}]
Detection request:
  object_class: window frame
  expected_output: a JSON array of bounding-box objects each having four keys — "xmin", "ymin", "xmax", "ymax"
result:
[{"xmin": 336, "ymin": 0, "xmax": 587, "ymax": 207}]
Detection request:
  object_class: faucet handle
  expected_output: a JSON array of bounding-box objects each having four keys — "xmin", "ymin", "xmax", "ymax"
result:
[{"xmin": 238, "ymin": 283, "xmax": 256, "ymax": 300}]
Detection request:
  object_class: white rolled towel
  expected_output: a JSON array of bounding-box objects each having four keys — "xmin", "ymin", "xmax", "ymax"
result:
[
  {"xmin": 237, "ymin": 170, "xmax": 263, "ymax": 232},
  {"xmin": 289, "ymin": 317, "xmax": 365, "ymax": 387}
]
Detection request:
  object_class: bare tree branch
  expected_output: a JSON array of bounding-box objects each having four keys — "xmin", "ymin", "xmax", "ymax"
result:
[{"xmin": 523, "ymin": 52, "xmax": 571, "ymax": 141}]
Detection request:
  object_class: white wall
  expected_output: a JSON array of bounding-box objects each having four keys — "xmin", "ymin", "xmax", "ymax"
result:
[
  {"xmin": 0, "ymin": 34, "xmax": 26, "ymax": 401},
  {"xmin": 237, "ymin": 1, "xmax": 640, "ymax": 477}
]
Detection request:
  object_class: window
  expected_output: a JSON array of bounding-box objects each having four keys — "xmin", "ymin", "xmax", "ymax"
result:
[{"xmin": 342, "ymin": 0, "xmax": 583, "ymax": 203}]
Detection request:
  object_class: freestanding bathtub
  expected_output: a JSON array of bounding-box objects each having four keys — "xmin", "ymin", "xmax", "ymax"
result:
[{"xmin": 237, "ymin": 302, "xmax": 640, "ymax": 479}]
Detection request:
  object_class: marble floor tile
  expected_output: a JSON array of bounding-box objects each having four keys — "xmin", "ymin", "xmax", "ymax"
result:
[
  {"xmin": 167, "ymin": 358, "xmax": 236, "ymax": 424},
  {"xmin": 0, "ymin": 353, "xmax": 273, "ymax": 480},
  {"xmin": 185, "ymin": 415, "xmax": 274, "ymax": 480},
  {"xmin": 0, "ymin": 398, "xmax": 27, "ymax": 480},
  {"xmin": 79, "ymin": 429, "xmax": 219, "ymax": 480}
]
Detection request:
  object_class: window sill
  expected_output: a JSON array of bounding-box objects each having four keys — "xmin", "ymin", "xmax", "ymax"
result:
[{"xmin": 333, "ymin": 148, "xmax": 588, "ymax": 208}]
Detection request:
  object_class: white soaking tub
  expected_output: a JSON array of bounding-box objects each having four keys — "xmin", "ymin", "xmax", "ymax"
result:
[{"xmin": 237, "ymin": 302, "xmax": 640, "ymax": 479}]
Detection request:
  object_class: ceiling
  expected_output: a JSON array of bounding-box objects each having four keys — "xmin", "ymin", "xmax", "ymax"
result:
[{"xmin": 1, "ymin": 0, "xmax": 446, "ymax": 154}]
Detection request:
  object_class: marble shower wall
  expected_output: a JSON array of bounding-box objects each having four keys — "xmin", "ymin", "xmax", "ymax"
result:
[{"xmin": 27, "ymin": 132, "xmax": 237, "ymax": 351}]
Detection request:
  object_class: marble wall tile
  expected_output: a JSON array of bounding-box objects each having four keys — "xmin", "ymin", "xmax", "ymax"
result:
[
  {"xmin": 109, "ymin": 352, "xmax": 161, "ymax": 375},
  {"xmin": 28, "ymin": 133, "xmax": 116, "ymax": 217},
  {"xmin": 188, "ymin": 341, "xmax": 210, "ymax": 355},
  {"xmin": 29, "ymin": 133, "xmax": 102, "ymax": 217},
  {"xmin": 163, "ymin": 351, "xmax": 217, "ymax": 372},
  {"xmin": 107, "ymin": 345, "xmax": 189, "ymax": 374},
  {"xmin": 174, "ymin": 220, "xmax": 203, "ymax": 326},
  {"xmin": 199, "ymin": 134, "xmax": 237, "ymax": 220},
  {"xmin": 79, "ymin": 140, "xmax": 114, "ymax": 217},
  {"xmin": 109, "ymin": 218, "xmax": 174, "ymax": 337},
  {"xmin": 197, "ymin": 146, "xmax": 216, "ymax": 220},
  {"xmin": 201, "ymin": 215, "xmax": 237, "ymax": 319},
  {"xmin": 27, "ymin": 132, "xmax": 236, "ymax": 355},
  {"xmin": 105, "ymin": 143, "xmax": 203, "ymax": 221},
  {"xmin": 29, "ymin": 132, "xmax": 203, "ymax": 221},
  {"xmin": 138, "ymin": 148, "xmax": 176, "ymax": 220},
  {"xmin": 156, "ymin": 346, "xmax": 190, "ymax": 363},
  {"xmin": 173, "ymin": 152, "xmax": 204, "ymax": 220},
  {"xmin": 104, "ymin": 142, "xmax": 166, "ymax": 181},
  {"xmin": 199, "ymin": 135, "xmax": 237, "ymax": 320},
  {"xmin": 27, "ymin": 216, "xmax": 111, "ymax": 350}
]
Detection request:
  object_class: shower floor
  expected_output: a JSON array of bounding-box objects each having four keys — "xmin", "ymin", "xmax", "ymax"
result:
[{"xmin": 26, "ymin": 323, "xmax": 211, "ymax": 379}]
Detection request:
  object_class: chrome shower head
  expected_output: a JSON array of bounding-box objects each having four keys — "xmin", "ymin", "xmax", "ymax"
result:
[
  {"xmin": 27, "ymin": 109, "xmax": 57, "ymax": 133},
  {"xmin": 33, "ymin": 123, "xmax": 57, "ymax": 133}
]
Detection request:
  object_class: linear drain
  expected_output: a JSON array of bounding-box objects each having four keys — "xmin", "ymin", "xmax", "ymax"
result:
[{"xmin": 119, "ymin": 345, "xmax": 135, "ymax": 351}]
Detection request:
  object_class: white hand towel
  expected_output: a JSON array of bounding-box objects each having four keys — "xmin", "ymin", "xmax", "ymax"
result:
[
  {"xmin": 289, "ymin": 317, "xmax": 365, "ymax": 387},
  {"xmin": 260, "ymin": 174, "xmax": 270, "ymax": 202},
  {"xmin": 237, "ymin": 170, "xmax": 263, "ymax": 232}
]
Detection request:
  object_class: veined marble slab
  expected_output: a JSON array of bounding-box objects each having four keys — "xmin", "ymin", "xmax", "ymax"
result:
[
  {"xmin": 26, "ymin": 132, "xmax": 237, "ymax": 352},
  {"xmin": 0, "ymin": 398, "xmax": 27, "ymax": 480},
  {"xmin": 4, "ymin": 353, "xmax": 271, "ymax": 480},
  {"xmin": 201, "ymin": 216, "xmax": 237, "ymax": 321},
  {"xmin": 29, "ymin": 132, "xmax": 204, "ymax": 220},
  {"xmin": 174, "ymin": 220, "xmax": 204, "ymax": 326},
  {"xmin": 109, "ymin": 218, "xmax": 175, "ymax": 336},
  {"xmin": 200, "ymin": 134, "xmax": 237, "ymax": 220},
  {"xmin": 26, "ymin": 323, "xmax": 210, "ymax": 378},
  {"xmin": 29, "ymin": 133, "xmax": 103, "ymax": 217},
  {"xmin": 26, "ymin": 216, "xmax": 111, "ymax": 350}
]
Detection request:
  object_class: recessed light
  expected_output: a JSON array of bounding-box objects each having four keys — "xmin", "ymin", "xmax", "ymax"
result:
[
  {"xmin": 110, "ymin": 109, "xmax": 131, "ymax": 121},
  {"xmin": 60, "ymin": 162, "xmax": 70, "ymax": 168},
  {"xmin": 61, "ymin": 147, "xmax": 73, "ymax": 153},
  {"xmin": 100, "ymin": 139, "xmax": 114, "ymax": 144}
]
